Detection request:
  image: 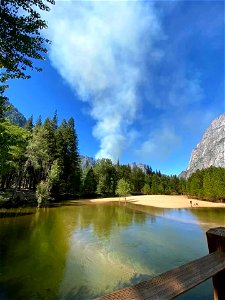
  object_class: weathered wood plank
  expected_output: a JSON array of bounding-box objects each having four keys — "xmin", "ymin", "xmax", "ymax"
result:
[
  {"xmin": 207, "ymin": 227, "xmax": 225, "ymax": 300},
  {"xmin": 95, "ymin": 251, "xmax": 225, "ymax": 300}
]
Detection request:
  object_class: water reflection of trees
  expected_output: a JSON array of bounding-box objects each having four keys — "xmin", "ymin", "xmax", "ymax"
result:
[
  {"xmin": 126, "ymin": 203, "xmax": 172, "ymax": 224},
  {"xmin": 0, "ymin": 203, "xmax": 159, "ymax": 300},
  {"xmin": 190, "ymin": 208, "xmax": 225, "ymax": 231},
  {"xmin": 75, "ymin": 203, "xmax": 148, "ymax": 238},
  {"xmin": 0, "ymin": 207, "xmax": 70, "ymax": 300}
]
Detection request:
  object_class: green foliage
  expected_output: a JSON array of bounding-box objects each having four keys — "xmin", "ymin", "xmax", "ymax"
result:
[
  {"xmin": 81, "ymin": 159, "xmax": 187, "ymax": 198},
  {"xmin": 36, "ymin": 180, "xmax": 50, "ymax": 207},
  {"xmin": 48, "ymin": 159, "xmax": 61, "ymax": 186},
  {"xmin": 187, "ymin": 167, "xmax": 225, "ymax": 201},
  {"xmin": 56, "ymin": 118, "xmax": 81, "ymax": 194},
  {"xmin": 0, "ymin": 0, "xmax": 55, "ymax": 81},
  {"xmin": 0, "ymin": 120, "xmax": 30, "ymax": 177},
  {"xmin": 82, "ymin": 167, "xmax": 97, "ymax": 195},
  {"xmin": 130, "ymin": 166, "xmax": 145, "ymax": 194},
  {"xmin": 23, "ymin": 116, "xmax": 33, "ymax": 131},
  {"xmin": 178, "ymin": 178, "xmax": 187, "ymax": 194},
  {"xmin": 1, "ymin": 113, "xmax": 81, "ymax": 205},
  {"xmin": 151, "ymin": 174, "xmax": 161, "ymax": 194},
  {"xmin": 36, "ymin": 160, "xmax": 61, "ymax": 206},
  {"xmin": 115, "ymin": 164, "xmax": 132, "ymax": 182},
  {"xmin": 94, "ymin": 159, "xmax": 117, "ymax": 196},
  {"xmin": 26, "ymin": 125, "xmax": 50, "ymax": 173},
  {"xmin": 187, "ymin": 170, "xmax": 204, "ymax": 198},
  {"xmin": 142, "ymin": 183, "xmax": 151, "ymax": 195},
  {"xmin": 116, "ymin": 179, "xmax": 131, "ymax": 199}
]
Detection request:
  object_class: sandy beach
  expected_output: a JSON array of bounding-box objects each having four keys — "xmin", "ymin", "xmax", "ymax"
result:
[{"xmin": 81, "ymin": 195, "xmax": 225, "ymax": 209}]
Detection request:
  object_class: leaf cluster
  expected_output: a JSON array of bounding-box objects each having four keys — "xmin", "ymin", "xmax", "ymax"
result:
[{"xmin": 0, "ymin": 0, "xmax": 55, "ymax": 81}]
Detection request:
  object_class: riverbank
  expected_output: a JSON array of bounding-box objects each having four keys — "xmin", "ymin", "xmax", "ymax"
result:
[{"xmin": 79, "ymin": 195, "xmax": 225, "ymax": 209}]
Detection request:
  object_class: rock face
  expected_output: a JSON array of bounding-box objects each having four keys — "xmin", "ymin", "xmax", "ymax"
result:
[
  {"xmin": 184, "ymin": 114, "xmax": 225, "ymax": 177},
  {"xmin": 80, "ymin": 156, "xmax": 95, "ymax": 170},
  {"xmin": 4, "ymin": 100, "xmax": 26, "ymax": 127}
]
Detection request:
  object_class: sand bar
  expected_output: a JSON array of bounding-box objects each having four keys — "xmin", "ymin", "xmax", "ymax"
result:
[{"xmin": 79, "ymin": 195, "xmax": 225, "ymax": 209}]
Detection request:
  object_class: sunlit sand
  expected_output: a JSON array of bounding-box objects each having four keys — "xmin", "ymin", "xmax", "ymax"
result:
[{"xmin": 81, "ymin": 195, "xmax": 225, "ymax": 209}]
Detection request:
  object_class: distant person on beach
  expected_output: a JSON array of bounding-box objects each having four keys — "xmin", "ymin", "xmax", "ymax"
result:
[{"xmin": 190, "ymin": 200, "xmax": 192, "ymax": 207}]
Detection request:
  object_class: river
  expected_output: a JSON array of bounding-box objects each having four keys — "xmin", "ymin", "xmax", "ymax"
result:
[{"xmin": 1, "ymin": 202, "xmax": 225, "ymax": 299}]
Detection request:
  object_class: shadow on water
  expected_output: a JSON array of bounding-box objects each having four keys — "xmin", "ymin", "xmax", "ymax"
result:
[
  {"xmin": 62, "ymin": 272, "xmax": 152, "ymax": 300},
  {"xmin": 0, "ymin": 211, "xmax": 34, "ymax": 218}
]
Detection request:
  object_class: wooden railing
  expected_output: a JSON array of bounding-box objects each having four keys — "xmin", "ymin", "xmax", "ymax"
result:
[{"xmin": 95, "ymin": 227, "xmax": 225, "ymax": 300}]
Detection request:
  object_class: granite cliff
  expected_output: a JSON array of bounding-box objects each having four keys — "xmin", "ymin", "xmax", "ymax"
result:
[{"xmin": 183, "ymin": 114, "xmax": 225, "ymax": 178}]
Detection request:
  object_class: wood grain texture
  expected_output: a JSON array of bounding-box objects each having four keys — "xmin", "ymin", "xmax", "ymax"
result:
[
  {"xmin": 207, "ymin": 227, "xmax": 225, "ymax": 300},
  {"xmin": 95, "ymin": 251, "xmax": 225, "ymax": 300}
]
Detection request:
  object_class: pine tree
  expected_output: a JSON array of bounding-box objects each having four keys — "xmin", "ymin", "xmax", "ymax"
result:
[
  {"xmin": 55, "ymin": 118, "xmax": 81, "ymax": 194},
  {"xmin": 43, "ymin": 117, "xmax": 57, "ymax": 163},
  {"xmin": 36, "ymin": 116, "xmax": 42, "ymax": 127},
  {"xmin": 82, "ymin": 167, "xmax": 97, "ymax": 195}
]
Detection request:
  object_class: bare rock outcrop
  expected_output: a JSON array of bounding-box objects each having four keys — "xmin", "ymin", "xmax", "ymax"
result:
[{"xmin": 184, "ymin": 114, "xmax": 225, "ymax": 177}]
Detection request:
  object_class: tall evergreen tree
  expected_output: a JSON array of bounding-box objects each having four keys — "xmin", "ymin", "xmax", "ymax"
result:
[
  {"xmin": 55, "ymin": 118, "xmax": 81, "ymax": 194},
  {"xmin": 82, "ymin": 167, "xmax": 97, "ymax": 195},
  {"xmin": 35, "ymin": 115, "xmax": 42, "ymax": 127},
  {"xmin": 43, "ymin": 117, "xmax": 57, "ymax": 163}
]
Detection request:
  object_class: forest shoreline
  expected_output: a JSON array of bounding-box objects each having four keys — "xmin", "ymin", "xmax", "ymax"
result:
[
  {"xmin": 1, "ymin": 193, "xmax": 225, "ymax": 210},
  {"xmin": 78, "ymin": 194, "xmax": 225, "ymax": 209}
]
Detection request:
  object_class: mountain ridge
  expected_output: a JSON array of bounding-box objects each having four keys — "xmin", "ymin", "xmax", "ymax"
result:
[
  {"xmin": 4, "ymin": 100, "xmax": 26, "ymax": 127},
  {"xmin": 181, "ymin": 114, "xmax": 225, "ymax": 178}
]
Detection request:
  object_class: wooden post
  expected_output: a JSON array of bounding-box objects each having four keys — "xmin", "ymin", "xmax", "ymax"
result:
[{"xmin": 206, "ymin": 227, "xmax": 225, "ymax": 300}]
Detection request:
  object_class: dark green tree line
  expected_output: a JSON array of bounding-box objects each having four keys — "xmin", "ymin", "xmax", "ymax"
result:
[
  {"xmin": 80, "ymin": 159, "xmax": 185, "ymax": 198},
  {"xmin": 0, "ymin": 114, "xmax": 81, "ymax": 205},
  {"xmin": 187, "ymin": 167, "xmax": 225, "ymax": 201}
]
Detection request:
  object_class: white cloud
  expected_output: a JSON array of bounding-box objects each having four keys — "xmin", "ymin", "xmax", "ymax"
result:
[{"xmin": 45, "ymin": 0, "xmax": 162, "ymax": 161}]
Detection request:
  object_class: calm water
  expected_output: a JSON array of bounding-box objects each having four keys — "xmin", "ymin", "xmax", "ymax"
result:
[{"xmin": 1, "ymin": 202, "xmax": 225, "ymax": 300}]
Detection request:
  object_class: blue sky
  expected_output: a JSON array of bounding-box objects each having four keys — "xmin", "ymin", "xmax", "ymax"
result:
[{"xmin": 6, "ymin": 0, "xmax": 224, "ymax": 175}]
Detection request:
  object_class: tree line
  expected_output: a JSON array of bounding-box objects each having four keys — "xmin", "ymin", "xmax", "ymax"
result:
[
  {"xmin": 0, "ymin": 112, "xmax": 186, "ymax": 206},
  {"xmin": 186, "ymin": 167, "xmax": 225, "ymax": 201},
  {"xmin": 1, "ymin": 111, "xmax": 225, "ymax": 206},
  {"xmin": 83, "ymin": 159, "xmax": 183, "ymax": 198}
]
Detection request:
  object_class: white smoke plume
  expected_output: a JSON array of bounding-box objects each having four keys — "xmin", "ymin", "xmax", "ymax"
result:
[{"xmin": 45, "ymin": 0, "xmax": 162, "ymax": 161}]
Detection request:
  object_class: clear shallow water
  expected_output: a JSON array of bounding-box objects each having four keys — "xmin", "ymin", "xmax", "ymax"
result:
[{"xmin": 0, "ymin": 202, "xmax": 225, "ymax": 300}]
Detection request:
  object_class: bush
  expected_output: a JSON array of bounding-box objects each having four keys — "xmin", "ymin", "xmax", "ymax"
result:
[{"xmin": 36, "ymin": 180, "xmax": 50, "ymax": 207}]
